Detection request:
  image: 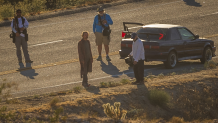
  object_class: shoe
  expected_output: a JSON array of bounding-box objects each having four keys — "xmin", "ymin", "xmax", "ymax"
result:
[
  {"xmin": 106, "ymin": 56, "xmax": 111, "ymax": 61},
  {"xmin": 26, "ymin": 60, "xmax": 33, "ymax": 63},
  {"xmin": 96, "ymin": 56, "xmax": 102, "ymax": 61},
  {"xmin": 83, "ymin": 83, "xmax": 91, "ymax": 88}
]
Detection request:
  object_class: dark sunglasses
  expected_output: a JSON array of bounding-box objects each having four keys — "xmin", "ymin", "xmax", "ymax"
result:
[{"xmin": 17, "ymin": 12, "xmax": 21, "ymax": 13}]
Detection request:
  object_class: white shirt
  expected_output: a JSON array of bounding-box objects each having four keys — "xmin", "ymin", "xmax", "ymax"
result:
[
  {"xmin": 11, "ymin": 17, "xmax": 29, "ymax": 37},
  {"xmin": 130, "ymin": 38, "xmax": 145, "ymax": 62}
]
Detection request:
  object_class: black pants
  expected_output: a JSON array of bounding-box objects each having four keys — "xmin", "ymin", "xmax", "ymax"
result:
[
  {"xmin": 82, "ymin": 59, "xmax": 90, "ymax": 86},
  {"xmin": 133, "ymin": 60, "xmax": 144, "ymax": 82}
]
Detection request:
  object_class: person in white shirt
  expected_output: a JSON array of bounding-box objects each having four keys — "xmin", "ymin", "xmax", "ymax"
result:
[
  {"xmin": 11, "ymin": 9, "xmax": 33, "ymax": 64},
  {"xmin": 129, "ymin": 33, "xmax": 145, "ymax": 84}
]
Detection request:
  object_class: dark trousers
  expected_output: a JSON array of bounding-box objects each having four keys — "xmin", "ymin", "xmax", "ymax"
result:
[
  {"xmin": 133, "ymin": 60, "xmax": 144, "ymax": 82},
  {"xmin": 82, "ymin": 59, "xmax": 90, "ymax": 85}
]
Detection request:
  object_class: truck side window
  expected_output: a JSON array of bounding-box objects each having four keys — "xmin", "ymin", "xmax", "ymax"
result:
[
  {"xmin": 178, "ymin": 28, "xmax": 195, "ymax": 40},
  {"xmin": 171, "ymin": 28, "xmax": 181, "ymax": 40}
]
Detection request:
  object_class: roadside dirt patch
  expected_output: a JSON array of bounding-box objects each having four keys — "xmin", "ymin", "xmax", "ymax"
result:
[{"xmin": 0, "ymin": 66, "xmax": 218, "ymax": 122}]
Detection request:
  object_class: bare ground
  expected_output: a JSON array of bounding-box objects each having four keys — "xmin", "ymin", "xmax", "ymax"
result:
[{"xmin": 1, "ymin": 62, "xmax": 218, "ymax": 123}]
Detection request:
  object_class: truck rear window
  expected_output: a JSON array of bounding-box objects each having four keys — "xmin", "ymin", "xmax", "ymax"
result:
[{"xmin": 137, "ymin": 28, "xmax": 168, "ymax": 41}]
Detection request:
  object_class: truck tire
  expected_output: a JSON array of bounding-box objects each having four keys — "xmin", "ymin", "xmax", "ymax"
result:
[
  {"xmin": 165, "ymin": 51, "xmax": 177, "ymax": 69},
  {"xmin": 200, "ymin": 47, "xmax": 212, "ymax": 64}
]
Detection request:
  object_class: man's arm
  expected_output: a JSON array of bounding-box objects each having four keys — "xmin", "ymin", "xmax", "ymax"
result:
[
  {"xmin": 93, "ymin": 16, "xmax": 97, "ymax": 33},
  {"xmin": 106, "ymin": 14, "xmax": 113, "ymax": 25},
  {"xmin": 11, "ymin": 20, "xmax": 17, "ymax": 33},
  {"xmin": 23, "ymin": 17, "xmax": 29, "ymax": 28},
  {"xmin": 78, "ymin": 41, "xmax": 85, "ymax": 65}
]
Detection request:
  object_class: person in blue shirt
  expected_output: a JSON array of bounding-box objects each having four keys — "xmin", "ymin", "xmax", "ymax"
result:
[{"xmin": 93, "ymin": 6, "xmax": 113, "ymax": 61}]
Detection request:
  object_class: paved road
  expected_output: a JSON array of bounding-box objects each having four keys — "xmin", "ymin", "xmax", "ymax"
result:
[{"xmin": 0, "ymin": 0, "xmax": 218, "ymax": 98}]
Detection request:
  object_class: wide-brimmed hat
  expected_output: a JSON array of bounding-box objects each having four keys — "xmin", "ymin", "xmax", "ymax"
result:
[{"xmin": 97, "ymin": 6, "xmax": 104, "ymax": 12}]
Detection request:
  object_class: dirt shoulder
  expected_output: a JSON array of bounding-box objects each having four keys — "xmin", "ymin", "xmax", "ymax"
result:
[{"xmin": 0, "ymin": 62, "xmax": 218, "ymax": 123}]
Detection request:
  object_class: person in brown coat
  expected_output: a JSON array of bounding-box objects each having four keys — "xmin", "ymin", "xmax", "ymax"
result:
[{"xmin": 78, "ymin": 31, "xmax": 93, "ymax": 87}]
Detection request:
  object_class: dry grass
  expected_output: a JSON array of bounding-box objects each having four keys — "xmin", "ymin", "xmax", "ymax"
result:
[{"xmin": 49, "ymin": 97, "xmax": 59, "ymax": 107}]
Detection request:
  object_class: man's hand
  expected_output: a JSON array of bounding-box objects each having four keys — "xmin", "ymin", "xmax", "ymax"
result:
[
  {"xmin": 133, "ymin": 61, "xmax": 137, "ymax": 65},
  {"xmin": 20, "ymin": 27, "xmax": 25, "ymax": 32},
  {"xmin": 102, "ymin": 20, "xmax": 107, "ymax": 24},
  {"xmin": 16, "ymin": 32, "xmax": 20, "ymax": 37}
]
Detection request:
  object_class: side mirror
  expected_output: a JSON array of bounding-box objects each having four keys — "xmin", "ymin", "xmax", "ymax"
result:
[{"xmin": 195, "ymin": 35, "xmax": 199, "ymax": 39}]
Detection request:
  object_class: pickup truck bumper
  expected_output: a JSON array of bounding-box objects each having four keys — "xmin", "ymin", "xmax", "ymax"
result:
[{"xmin": 212, "ymin": 46, "xmax": 216, "ymax": 57}]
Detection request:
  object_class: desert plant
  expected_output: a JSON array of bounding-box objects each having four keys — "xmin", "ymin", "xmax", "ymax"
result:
[
  {"xmin": 49, "ymin": 97, "xmax": 59, "ymax": 107},
  {"xmin": 29, "ymin": 0, "xmax": 46, "ymax": 14},
  {"xmin": 170, "ymin": 116, "xmax": 185, "ymax": 123},
  {"xmin": 170, "ymin": 72, "xmax": 176, "ymax": 76},
  {"xmin": 102, "ymin": 102, "xmax": 127, "ymax": 122},
  {"xmin": 204, "ymin": 60, "xmax": 216, "ymax": 69},
  {"xmin": 73, "ymin": 86, "xmax": 82, "ymax": 93},
  {"xmin": 120, "ymin": 79, "xmax": 130, "ymax": 85},
  {"xmin": 50, "ymin": 106, "xmax": 64, "ymax": 122},
  {"xmin": 0, "ymin": 4, "xmax": 13, "ymax": 20},
  {"xmin": 100, "ymin": 82, "xmax": 108, "ymax": 88},
  {"xmin": 158, "ymin": 73, "xmax": 165, "ymax": 79},
  {"xmin": 0, "ymin": 106, "xmax": 16, "ymax": 122},
  {"xmin": 148, "ymin": 89, "xmax": 171, "ymax": 106}
]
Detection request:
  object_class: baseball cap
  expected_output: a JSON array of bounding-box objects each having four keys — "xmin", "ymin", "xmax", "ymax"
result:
[
  {"xmin": 97, "ymin": 6, "xmax": 104, "ymax": 12},
  {"xmin": 131, "ymin": 33, "xmax": 137, "ymax": 39}
]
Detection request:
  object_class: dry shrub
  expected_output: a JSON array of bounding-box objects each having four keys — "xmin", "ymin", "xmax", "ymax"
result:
[
  {"xmin": 0, "ymin": 4, "xmax": 13, "ymax": 20},
  {"xmin": 49, "ymin": 97, "xmax": 59, "ymax": 107},
  {"xmin": 170, "ymin": 116, "xmax": 184, "ymax": 123},
  {"xmin": 148, "ymin": 89, "xmax": 170, "ymax": 106},
  {"xmin": 204, "ymin": 60, "xmax": 216, "ymax": 69}
]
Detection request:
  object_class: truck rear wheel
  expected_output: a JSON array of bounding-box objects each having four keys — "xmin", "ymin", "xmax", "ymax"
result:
[{"xmin": 165, "ymin": 51, "xmax": 177, "ymax": 69}]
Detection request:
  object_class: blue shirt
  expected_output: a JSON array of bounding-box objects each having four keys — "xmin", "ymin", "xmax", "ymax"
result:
[{"xmin": 93, "ymin": 14, "xmax": 113, "ymax": 33}]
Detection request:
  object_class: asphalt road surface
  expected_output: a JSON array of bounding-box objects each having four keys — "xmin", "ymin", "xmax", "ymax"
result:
[{"xmin": 0, "ymin": 0, "xmax": 218, "ymax": 98}]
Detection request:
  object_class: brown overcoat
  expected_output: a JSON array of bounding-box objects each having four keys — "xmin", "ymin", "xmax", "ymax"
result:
[{"xmin": 78, "ymin": 39, "xmax": 93, "ymax": 78}]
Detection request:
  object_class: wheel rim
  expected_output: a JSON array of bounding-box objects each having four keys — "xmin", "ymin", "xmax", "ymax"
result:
[
  {"xmin": 170, "ymin": 54, "xmax": 176, "ymax": 67},
  {"xmin": 205, "ymin": 49, "xmax": 212, "ymax": 61}
]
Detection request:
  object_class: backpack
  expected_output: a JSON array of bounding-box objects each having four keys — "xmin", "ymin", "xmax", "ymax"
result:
[
  {"xmin": 10, "ymin": 16, "xmax": 28, "ymax": 43},
  {"xmin": 98, "ymin": 14, "xmax": 111, "ymax": 36}
]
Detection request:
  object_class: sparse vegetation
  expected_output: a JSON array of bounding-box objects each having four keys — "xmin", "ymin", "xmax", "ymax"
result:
[
  {"xmin": 120, "ymin": 79, "xmax": 131, "ymax": 85},
  {"xmin": 49, "ymin": 106, "xmax": 64, "ymax": 122},
  {"xmin": 102, "ymin": 102, "xmax": 127, "ymax": 122},
  {"xmin": 158, "ymin": 73, "xmax": 165, "ymax": 79},
  {"xmin": 73, "ymin": 86, "xmax": 82, "ymax": 93},
  {"xmin": 49, "ymin": 97, "xmax": 59, "ymax": 107},
  {"xmin": 148, "ymin": 89, "xmax": 171, "ymax": 106},
  {"xmin": 170, "ymin": 116, "xmax": 185, "ymax": 123},
  {"xmin": 204, "ymin": 60, "xmax": 217, "ymax": 69},
  {"xmin": 126, "ymin": 109, "xmax": 144, "ymax": 120},
  {"xmin": 0, "ymin": 0, "xmax": 119, "ymax": 21}
]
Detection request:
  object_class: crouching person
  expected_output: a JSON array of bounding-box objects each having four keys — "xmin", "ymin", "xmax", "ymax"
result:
[{"xmin": 78, "ymin": 31, "xmax": 93, "ymax": 88}]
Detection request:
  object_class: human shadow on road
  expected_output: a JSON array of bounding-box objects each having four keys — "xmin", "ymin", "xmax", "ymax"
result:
[
  {"xmin": 86, "ymin": 86, "xmax": 100, "ymax": 94},
  {"xmin": 100, "ymin": 61, "xmax": 122, "ymax": 78},
  {"xmin": 183, "ymin": 0, "xmax": 202, "ymax": 7},
  {"xmin": 18, "ymin": 63, "xmax": 38, "ymax": 79}
]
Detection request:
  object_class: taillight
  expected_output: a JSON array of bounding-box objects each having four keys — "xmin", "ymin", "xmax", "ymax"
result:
[
  {"xmin": 122, "ymin": 32, "xmax": 126, "ymax": 38},
  {"xmin": 121, "ymin": 43, "xmax": 126, "ymax": 47},
  {"xmin": 121, "ymin": 43, "xmax": 132, "ymax": 48},
  {"xmin": 144, "ymin": 45, "xmax": 149, "ymax": 49},
  {"xmin": 151, "ymin": 46, "xmax": 160, "ymax": 49}
]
